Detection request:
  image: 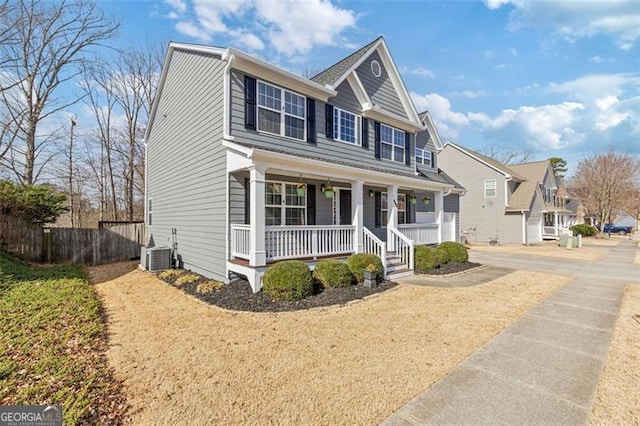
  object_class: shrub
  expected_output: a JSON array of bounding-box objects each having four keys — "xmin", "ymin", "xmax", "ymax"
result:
[
  {"xmin": 434, "ymin": 247, "xmax": 450, "ymax": 265},
  {"xmin": 570, "ymin": 223, "xmax": 598, "ymax": 237},
  {"xmin": 312, "ymin": 260, "xmax": 353, "ymax": 288},
  {"xmin": 0, "ymin": 180, "xmax": 67, "ymax": 225},
  {"xmin": 415, "ymin": 246, "xmax": 445, "ymax": 273},
  {"xmin": 196, "ymin": 280, "xmax": 223, "ymax": 294},
  {"xmin": 158, "ymin": 269, "xmax": 183, "ymax": 280},
  {"xmin": 174, "ymin": 273, "xmax": 200, "ymax": 287},
  {"xmin": 436, "ymin": 241, "xmax": 469, "ymax": 263},
  {"xmin": 263, "ymin": 260, "xmax": 313, "ymax": 301},
  {"xmin": 345, "ymin": 253, "xmax": 384, "ymax": 283}
]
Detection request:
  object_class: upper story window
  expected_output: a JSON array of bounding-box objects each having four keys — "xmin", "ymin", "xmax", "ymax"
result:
[
  {"xmin": 333, "ymin": 107, "xmax": 360, "ymax": 145},
  {"xmin": 380, "ymin": 124, "xmax": 405, "ymax": 163},
  {"xmin": 257, "ymin": 81, "xmax": 305, "ymax": 140},
  {"xmin": 484, "ymin": 179, "xmax": 496, "ymax": 198},
  {"xmin": 415, "ymin": 148, "xmax": 433, "ymax": 167}
]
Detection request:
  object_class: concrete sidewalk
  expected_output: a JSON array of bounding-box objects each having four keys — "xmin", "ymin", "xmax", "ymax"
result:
[{"xmin": 383, "ymin": 239, "xmax": 638, "ymax": 425}]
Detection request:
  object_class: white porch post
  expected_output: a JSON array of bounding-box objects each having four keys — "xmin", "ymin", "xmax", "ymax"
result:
[
  {"xmin": 386, "ymin": 185, "xmax": 398, "ymax": 249},
  {"xmin": 351, "ymin": 180, "xmax": 364, "ymax": 253},
  {"xmin": 554, "ymin": 212, "xmax": 559, "ymax": 237},
  {"xmin": 249, "ymin": 165, "xmax": 266, "ymax": 267},
  {"xmin": 435, "ymin": 191, "xmax": 444, "ymax": 244}
]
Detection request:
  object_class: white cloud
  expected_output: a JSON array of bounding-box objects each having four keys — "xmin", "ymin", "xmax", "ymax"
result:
[
  {"xmin": 548, "ymin": 73, "xmax": 640, "ymax": 100},
  {"xmin": 409, "ymin": 67, "xmax": 435, "ymax": 78},
  {"xmin": 485, "ymin": 0, "xmax": 640, "ymax": 49},
  {"xmin": 165, "ymin": 0, "xmax": 356, "ymax": 57}
]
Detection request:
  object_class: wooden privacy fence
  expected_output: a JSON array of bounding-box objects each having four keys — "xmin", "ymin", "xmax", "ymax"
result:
[{"xmin": 0, "ymin": 212, "xmax": 145, "ymax": 265}]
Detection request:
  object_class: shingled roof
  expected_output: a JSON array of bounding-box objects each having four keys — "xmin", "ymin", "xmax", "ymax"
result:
[
  {"xmin": 445, "ymin": 142, "xmax": 527, "ymax": 181},
  {"xmin": 509, "ymin": 161, "xmax": 551, "ymax": 184},
  {"xmin": 311, "ymin": 37, "xmax": 381, "ymax": 86}
]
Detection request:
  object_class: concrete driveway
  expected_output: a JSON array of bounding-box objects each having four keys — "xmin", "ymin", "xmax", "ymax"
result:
[{"xmin": 384, "ymin": 238, "xmax": 639, "ymax": 425}]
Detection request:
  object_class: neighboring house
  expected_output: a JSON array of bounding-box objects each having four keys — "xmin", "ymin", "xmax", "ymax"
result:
[
  {"xmin": 144, "ymin": 37, "xmax": 463, "ymax": 291},
  {"xmin": 438, "ymin": 143, "xmax": 570, "ymax": 244},
  {"xmin": 556, "ymin": 183, "xmax": 585, "ymax": 227}
]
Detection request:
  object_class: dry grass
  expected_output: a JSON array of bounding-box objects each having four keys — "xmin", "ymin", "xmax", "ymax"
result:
[
  {"xmin": 634, "ymin": 251, "xmax": 640, "ymax": 265},
  {"xmin": 582, "ymin": 237, "xmax": 623, "ymax": 247},
  {"xmin": 157, "ymin": 269, "xmax": 184, "ymax": 280},
  {"xmin": 174, "ymin": 273, "xmax": 200, "ymax": 287},
  {"xmin": 91, "ymin": 262, "xmax": 569, "ymax": 425},
  {"xmin": 590, "ymin": 285, "xmax": 640, "ymax": 425},
  {"xmin": 469, "ymin": 242, "xmax": 605, "ymax": 261}
]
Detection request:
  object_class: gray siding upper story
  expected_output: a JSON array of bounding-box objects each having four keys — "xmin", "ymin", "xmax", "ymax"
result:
[
  {"xmin": 229, "ymin": 69, "xmax": 416, "ymax": 176},
  {"xmin": 415, "ymin": 128, "xmax": 438, "ymax": 173},
  {"xmin": 146, "ymin": 49, "xmax": 227, "ymax": 281},
  {"xmin": 355, "ymin": 51, "xmax": 407, "ymax": 119}
]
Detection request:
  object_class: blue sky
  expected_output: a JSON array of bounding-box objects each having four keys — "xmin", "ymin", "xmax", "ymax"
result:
[{"xmin": 103, "ymin": 0, "xmax": 639, "ymax": 173}]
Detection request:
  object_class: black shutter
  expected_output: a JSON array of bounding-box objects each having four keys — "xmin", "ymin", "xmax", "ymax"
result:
[
  {"xmin": 306, "ymin": 98, "xmax": 316, "ymax": 143},
  {"xmin": 374, "ymin": 191, "xmax": 381, "ymax": 227},
  {"xmin": 244, "ymin": 76, "xmax": 256, "ymax": 130},
  {"xmin": 325, "ymin": 104, "xmax": 334, "ymax": 139},
  {"xmin": 374, "ymin": 122, "xmax": 381, "ymax": 159},
  {"xmin": 306, "ymin": 184, "xmax": 316, "ymax": 225},
  {"xmin": 361, "ymin": 118, "xmax": 369, "ymax": 148},
  {"xmin": 244, "ymin": 178, "xmax": 250, "ymax": 225},
  {"xmin": 405, "ymin": 132, "xmax": 411, "ymax": 166},
  {"xmin": 406, "ymin": 197, "xmax": 413, "ymax": 223}
]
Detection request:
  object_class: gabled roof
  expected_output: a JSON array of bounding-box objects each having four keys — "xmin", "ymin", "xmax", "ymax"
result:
[
  {"xmin": 311, "ymin": 37, "xmax": 381, "ymax": 86},
  {"xmin": 311, "ymin": 36, "xmax": 423, "ymax": 130},
  {"xmin": 506, "ymin": 181, "xmax": 538, "ymax": 212},
  {"xmin": 443, "ymin": 142, "xmax": 527, "ymax": 181},
  {"xmin": 509, "ymin": 161, "xmax": 553, "ymax": 185},
  {"xmin": 418, "ymin": 111, "xmax": 443, "ymax": 150}
]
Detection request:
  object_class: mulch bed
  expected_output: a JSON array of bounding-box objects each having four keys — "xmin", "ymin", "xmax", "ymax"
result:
[
  {"xmin": 420, "ymin": 261, "xmax": 482, "ymax": 276},
  {"xmin": 159, "ymin": 261, "xmax": 481, "ymax": 312}
]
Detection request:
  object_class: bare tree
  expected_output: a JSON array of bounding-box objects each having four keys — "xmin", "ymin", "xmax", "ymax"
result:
[
  {"xmin": 569, "ymin": 150, "xmax": 638, "ymax": 229},
  {"xmin": 477, "ymin": 143, "xmax": 533, "ymax": 165},
  {"xmin": 0, "ymin": 0, "xmax": 118, "ymax": 184}
]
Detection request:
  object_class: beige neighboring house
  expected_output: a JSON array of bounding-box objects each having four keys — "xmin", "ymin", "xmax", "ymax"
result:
[{"xmin": 438, "ymin": 143, "xmax": 572, "ymax": 244}]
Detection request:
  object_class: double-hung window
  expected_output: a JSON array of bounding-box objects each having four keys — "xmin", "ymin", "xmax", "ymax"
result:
[
  {"xmin": 484, "ymin": 179, "xmax": 496, "ymax": 198},
  {"xmin": 380, "ymin": 124, "xmax": 405, "ymax": 163},
  {"xmin": 265, "ymin": 182, "xmax": 306, "ymax": 226},
  {"xmin": 380, "ymin": 192, "xmax": 407, "ymax": 226},
  {"xmin": 333, "ymin": 107, "xmax": 360, "ymax": 145},
  {"xmin": 257, "ymin": 81, "xmax": 306, "ymax": 140},
  {"xmin": 415, "ymin": 148, "xmax": 433, "ymax": 167}
]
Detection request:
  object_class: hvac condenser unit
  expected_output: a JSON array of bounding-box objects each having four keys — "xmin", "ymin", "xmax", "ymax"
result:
[{"xmin": 141, "ymin": 246, "xmax": 171, "ymax": 272}]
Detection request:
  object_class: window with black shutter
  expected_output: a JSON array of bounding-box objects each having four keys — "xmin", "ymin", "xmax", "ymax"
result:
[
  {"xmin": 325, "ymin": 104, "xmax": 334, "ymax": 139},
  {"xmin": 306, "ymin": 184, "xmax": 316, "ymax": 225},
  {"xmin": 244, "ymin": 76, "xmax": 256, "ymax": 130},
  {"xmin": 374, "ymin": 122, "xmax": 381, "ymax": 159},
  {"xmin": 405, "ymin": 133, "xmax": 411, "ymax": 166},
  {"xmin": 361, "ymin": 118, "xmax": 369, "ymax": 148}
]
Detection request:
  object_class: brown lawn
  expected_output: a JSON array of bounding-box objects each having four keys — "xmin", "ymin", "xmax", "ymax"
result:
[
  {"xmin": 469, "ymin": 241, "xmax": 605, "ymax": 261},
  {"xmin": 90, "ymin": 262, "xmax": 569, "ymax": 425},
  {"xmin": 590, "ymin": 285, "xmax": 640, "ymax": 425}
]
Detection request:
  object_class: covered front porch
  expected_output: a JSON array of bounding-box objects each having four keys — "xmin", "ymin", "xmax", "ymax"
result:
[
  {"xmin": 542, "ymin": 210, "xmax": 572, "ymax": 240},
  {"xmin": 224, "ymin": 142, "xmax": 456, "ymax": 291}
]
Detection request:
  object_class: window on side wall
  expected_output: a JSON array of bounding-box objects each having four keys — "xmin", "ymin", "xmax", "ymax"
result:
[
  {"xmin": 415, "ymin": 148, "xmax": 433, "ymax": 167},
  {"xmin": 333, "ymin": 107, "xmax": 360, "ymax": 145},
  {"xmin": 380, "ymin": 124, "xmax": 405, "ymax": 163},
  {"xmin": 484, "ymin": 179, "xmax": 496, "ymax": 198},
  {"xmin": 257, "ymin": 81, "xmax": 306, "ymax": 140}
]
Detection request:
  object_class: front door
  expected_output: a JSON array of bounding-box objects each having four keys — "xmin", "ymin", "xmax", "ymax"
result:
[{"xmin": 337, "ymin": 189, "xmax": 352, "ymax": 225}]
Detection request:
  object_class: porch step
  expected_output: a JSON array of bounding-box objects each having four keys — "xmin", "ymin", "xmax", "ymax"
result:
[
  {"xmin": 385, "ymin": 251, "xmax": 413, "ymax": 277},
  {"xmin": 386, "ymin": 268, "xmax": 413, "ymax": 279}
]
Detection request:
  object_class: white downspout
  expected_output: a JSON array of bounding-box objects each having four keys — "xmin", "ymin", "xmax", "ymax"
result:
[
  {"xmin": 223, "ymin": 53, "xmax": 236, "ymax": 141},
  {"xmin": 521, "ymin": 211, "xmax": 526, "ymax": 245},
  {"xmin": 504, "ymin": 176, "xmax": 512, "ymax": 207}
]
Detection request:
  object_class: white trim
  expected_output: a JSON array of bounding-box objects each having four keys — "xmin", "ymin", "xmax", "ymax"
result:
[
  {"xmin": 379, "ymin": 123, "xmax": 406, "ymax": 164},
  {"xmin": 484, "ymin": 179, "xmax": 497, "ymax": 198},
  {"xmin": 420, "ymin": 111, "xmax": 443, "ymax": 150},
  {"xmin": 265, "ymin": 180, "xmax": 306, "ymax": 226},
  {"xmin": 346, "ymin": 73, "xmax": 372, "ymax": 107},
  {"xmin": 363, "ymin": 104, "xmax": 425, "ymax": 132},
  {"xmin": 223, "ymin": 54, "xmax": 236, "ymax": 141},
  {"xmin": 257, "ymin": 79, "xmax": 307, "ymax": 142},
  {"xmin": 332, "ymin": 107, "xmax": 361, "ymax": 146}
]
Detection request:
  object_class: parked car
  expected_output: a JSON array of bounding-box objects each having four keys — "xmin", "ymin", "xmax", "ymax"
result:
[{"xmin": 599, "ymin": 223, "xmax": 634, "ymax": 235}]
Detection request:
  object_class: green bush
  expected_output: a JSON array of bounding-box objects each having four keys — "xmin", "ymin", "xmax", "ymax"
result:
[
  {"xmin": 345, "ymin": 253, "xmax": 384, "ymax": 283},
  {"xmin": 312, "ymin": 260, "xmax": 353, "ymax": 288},
  {"xmin": 415, "ymin": 246, "xmax": 445, "ymax": 273},
  {"xmin": 434, "ymin": 247, "xmax": 450, "ymax": 265},
  {"xmin": 569, "ymin": 223, "xmax": 598, "ymax": 237},
  {"xmin": 436, "ymin": 241, "xmax": 469, "ymax": 263},
  {"xmin": 0, "ymin": 180, "xmax": 67, "ymax": 225},
  {"xmin": 263, "ymin": 260, "xmax": 313, "ymax": 301}
]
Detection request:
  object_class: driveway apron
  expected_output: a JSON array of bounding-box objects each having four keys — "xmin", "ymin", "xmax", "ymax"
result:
[{"xmin": 383, "ymin": 239, "xmax": 639, "ymax": 425}]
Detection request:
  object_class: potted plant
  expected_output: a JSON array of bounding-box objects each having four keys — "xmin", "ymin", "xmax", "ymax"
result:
[
  {"xmin": 296, "ymin": 182, "xmax": 307, "ymax": 196},
  {"xmin": 363, "ymin": 263, "xmax": 377, "ymax": 281},
  {"xmin": 322, "ymin": 183, "xmax": 334, "ymax": 198},
  {"xmin": 422, "ymin": 196, "xmax": 431, "ymax": 205},
  {"xmin": 409, "ymin": 194, "xmax": 417, "ymax": 205}
]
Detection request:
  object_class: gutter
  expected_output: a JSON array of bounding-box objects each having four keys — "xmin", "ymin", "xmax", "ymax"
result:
[{"xmin": 223, "ymin": 52, "xmax": 236, "ymax": 141}]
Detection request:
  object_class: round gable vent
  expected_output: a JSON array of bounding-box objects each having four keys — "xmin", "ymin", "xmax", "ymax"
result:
[{"xmin": 371, "ymin": 60, "xmax": 382, "ymax": 78}]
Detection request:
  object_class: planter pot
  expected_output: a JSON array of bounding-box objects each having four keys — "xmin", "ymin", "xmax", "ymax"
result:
[
  {"xmin": 422, "ymin": 198, "xmax": 430, "ymax": 205},
  {"xmin": 296, "ymin": 187, "xmax": 306, "ymax": 196},
  {"xmin": 324, "ymin": 190, "xmax": 334, "ymax": 198},
  {"xmin": 363, "ymin": 270, "xmax": 377, "ymax": 281},
  {"xmin": 410, "ymin": 197, "xmax": 417, "ymax": 205}
]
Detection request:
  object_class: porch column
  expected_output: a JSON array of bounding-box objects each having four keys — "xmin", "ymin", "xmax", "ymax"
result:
[
  {"xmin": 249, "ymin": 165, "xmax": 266, "ymax": 267},
  {"xmin": 435, "ymin": 191, "xmax": 444, "ymax": 243},
  {"xmin": 351, "ymin": 180, "xmax": 364, "ymax": 253},
  {"xmin": 554, "ymin": 212, "xmax": 559, "ymax": 237},
  {"xmin": 386, "ymin": 185, "xmax": 399, "ymax": 248}
]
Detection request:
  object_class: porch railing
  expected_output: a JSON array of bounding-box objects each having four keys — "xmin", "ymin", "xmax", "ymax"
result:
[
  {"xmin": 265, "ymin": 225, "xmax": 355, "ymax": 261},
  {"xmin": 388, "ymin": 226, "xmax": 414, "ymax": 271},
  {"xmin": 230, "ymin": 224, "xmax": 251, "ymax": 260},
  {"xmin": 398, "ymin": 223, "xmax": 439, "ymax": 245},
  {"xmin": 543, "ymin": 226, "xmax": 572, "ymax": 238},
  {"xmin": 363, "ymin": 227, "xmax": 387, "ymax": 278}
]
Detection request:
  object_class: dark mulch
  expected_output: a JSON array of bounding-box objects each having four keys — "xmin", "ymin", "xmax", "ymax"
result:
[
  {"xmin": 159, "ymin": 261, "xmax": 482, "ymax": 312},
  {"xmin": 420, "ymin": 261, "xmax": 482, "ymax": 276}
]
